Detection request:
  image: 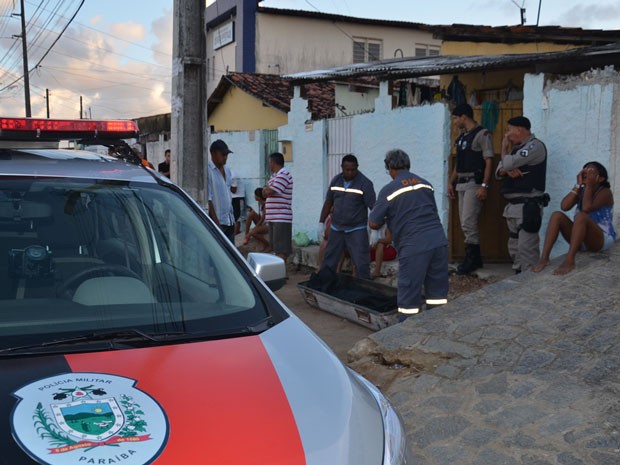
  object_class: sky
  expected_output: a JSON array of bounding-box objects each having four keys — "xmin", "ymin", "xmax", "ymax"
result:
[{"xmin": 0, "ymin": 0, "xmax": 618, "ymax": 121}]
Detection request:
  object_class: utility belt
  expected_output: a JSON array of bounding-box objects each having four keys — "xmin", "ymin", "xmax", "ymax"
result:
[
  {"xmin": 506, "ymin": 193, "xmax": 550, "ymax": 207},
  {"xmin": 507, "ymin": 193, "xmax": 550, "ymax": 233},
  {"xmin": 457, "ymin": 170, "xmax": 483, "ymax": 184}
]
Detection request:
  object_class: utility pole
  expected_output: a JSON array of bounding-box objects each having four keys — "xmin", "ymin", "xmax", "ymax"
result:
[
  {"xmin": 45, "ymin": 88, "xmax": 50, "ymax": 118},
  {"xmin": 17, "ymin": 0, "xmax": 31, "ymax": 117},
  {"xmin": 171, "ymin": 0, "xmax": 207, "ymax": 205},
  {"xmin": 79, "ymin": 96, "xmax": 83, "ymax": 119}
]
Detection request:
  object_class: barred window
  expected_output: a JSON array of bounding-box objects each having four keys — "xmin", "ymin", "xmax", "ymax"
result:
[
  {"xmin": 353, "ymin": 38, "xmax": 382, "ymax": 63},
  {"xmin": 415, "ymin": 44, "xmax": 440, "ymax": 57}
]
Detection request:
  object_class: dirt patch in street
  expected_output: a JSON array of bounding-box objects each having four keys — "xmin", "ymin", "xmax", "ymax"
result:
[{"xmin": 240, "ymin": 237, "xmax": 501, "ymax": 391}]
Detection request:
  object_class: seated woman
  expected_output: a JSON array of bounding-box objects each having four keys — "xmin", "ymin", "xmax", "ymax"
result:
[
  {"xmin": 370, "ymin": 226, "xmax": 397, "ymax": 279},
  {"xmin": 242, "ymin": 188, "xmax": 270, "ymax": 251},
  {"xmin": 532, "ymin": 161, "xmax": 616, "ymax": 275}
]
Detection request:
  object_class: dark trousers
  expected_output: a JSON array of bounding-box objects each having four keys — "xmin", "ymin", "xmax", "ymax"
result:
[
  {"xmin": 397, "ymin": 245, "xmax": 448, "ymax": 311},
  {"xmin": 322, "ymin": 228, "xmax": 370, "ymax": 280},
  {"xmin": 220, "ymin": 224, "xmax": 235, "ymax": 243}
]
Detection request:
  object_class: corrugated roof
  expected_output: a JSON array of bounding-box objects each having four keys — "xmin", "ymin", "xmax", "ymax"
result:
[
  {"xmin": 258, "ymin": 6, "xmax": 620, "ymax": 45},
  {"xmin": 285, "ymin": 42, "xmax": 620, "ymax": 83},
  {"xmin": 431, "ymin": 24, "xmax": 620, "ymax": 44}
]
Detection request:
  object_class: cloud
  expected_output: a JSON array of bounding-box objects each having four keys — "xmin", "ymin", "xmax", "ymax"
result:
[
  {"xmin": 151, "ymin": 9, "xmax": 173, "ymax": 67},
  {"xmin": 90, "ymin": 15, "xmax": 103, "ymax": 26},
  {"xmin": 549, "ymin": 3, "xmax": 620, "ymax": 28},
  {"xmin": 110, "ymin": 21, "xmax": 146, "ymax": 42},
  {"xmin": 0, "ymin": 9, "xmax": 172, "ymax": 120}
]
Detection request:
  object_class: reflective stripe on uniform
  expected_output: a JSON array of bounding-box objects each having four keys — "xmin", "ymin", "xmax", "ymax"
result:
[
  {"xmin": 398, "ymin": 307, "xmax": 420, "ymax": 315},
  {"xmin": 386, "ymin": 184, "xmax": 433, "ymax": 201},
  {"xmin": 330, "ymin": 186, "xmax": 364, "ymax": 195},
  {"xmin": 426, "ymin": 298, "xmax": 448, "ymax": 305}
]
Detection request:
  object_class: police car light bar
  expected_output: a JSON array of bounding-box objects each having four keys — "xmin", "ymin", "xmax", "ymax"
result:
[{"xmin": 0, "ymin": 117, "xmax": 139, "ymax": 140}]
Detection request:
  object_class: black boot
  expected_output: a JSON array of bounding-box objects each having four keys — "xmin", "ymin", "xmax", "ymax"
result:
[
  {"xmin": 456, "ymin": 244, "xmax": 482, "ymax": 275},
  {"xmin": 471, "ymin": 243, "xmax": 483, "ymax": 270}
]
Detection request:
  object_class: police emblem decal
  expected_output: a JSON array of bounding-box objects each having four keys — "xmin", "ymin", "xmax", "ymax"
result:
[{"xmin": 12, "ymin": 373, "xmax": 168, "ymax": 465}]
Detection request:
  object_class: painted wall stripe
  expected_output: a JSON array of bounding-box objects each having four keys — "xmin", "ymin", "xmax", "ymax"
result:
[{"xmin": 66, "ymin": 337, "xmax": 306, "ymax": 465}]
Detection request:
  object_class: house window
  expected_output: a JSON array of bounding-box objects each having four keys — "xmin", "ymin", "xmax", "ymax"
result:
[
  {"xmin": 415, "ymin": 44, "xmax": 440, "ymax": 57},
  {"xmin": 353, "ymin": 38, "xmax": 382, "ymax": 63}
]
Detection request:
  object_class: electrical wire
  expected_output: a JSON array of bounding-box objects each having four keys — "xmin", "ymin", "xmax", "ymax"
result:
[
  {"xmin": 303, "ymin": 0, "xmax": 381, "ymax": 61},
  {"xmin": 0, "ymin": 0, "xmax": 84, "ymax": 93}
]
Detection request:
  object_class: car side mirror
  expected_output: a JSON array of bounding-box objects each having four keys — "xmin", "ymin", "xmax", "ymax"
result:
[{"xmin": 247, "ymin": 252, "xmax": 287, "ymax": 292}]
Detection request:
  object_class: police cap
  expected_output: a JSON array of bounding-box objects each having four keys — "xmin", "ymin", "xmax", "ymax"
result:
[
  {"xmin": 507, "ymin": 116, "xmax": 531, "ymax": 130},
  {"xmin": 451, "ymin": 103, "xmax": 473, "ymax": 118}
]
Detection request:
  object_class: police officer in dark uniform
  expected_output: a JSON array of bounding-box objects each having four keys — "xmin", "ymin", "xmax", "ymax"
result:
[
  {"xmin": 495, "ymin": 116, "xmax": 548, "ymax": 273},
  {"xmin": 369, "ymin": 149, "xmax": 448, "ymax": 320},
  {"xmin": 318, "ymin": 154, "xmax": 376, "ymax": 279},
  {"xmin": 448, "ymin": 103, "xmax": 494, "ymax": 275}
]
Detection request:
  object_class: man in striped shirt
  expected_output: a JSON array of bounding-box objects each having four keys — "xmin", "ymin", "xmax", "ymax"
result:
[{"xmin": 263, "ymin": 152, "xmax": 293, "ymax": 260}]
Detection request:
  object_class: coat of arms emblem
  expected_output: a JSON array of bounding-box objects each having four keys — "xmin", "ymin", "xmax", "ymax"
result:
[{"xmin": 12, "ymin": 373, "xmax": 168, "ymax": 465}]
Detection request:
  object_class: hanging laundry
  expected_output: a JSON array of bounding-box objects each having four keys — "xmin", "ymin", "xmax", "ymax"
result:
[
  {"xmin": 406, "ymin": 83, "xmax": 415, "ymax": 106},
  {"xmin": 447, "ymin": 75, "xmax": 466, "ymax": 105},
  {"xmin": 398, "ymin": 82, "xmax": 407, "ymax": 106},
  {"xmin": 481, "ymin": 101, "xmax": 499, "ymax": 131}
]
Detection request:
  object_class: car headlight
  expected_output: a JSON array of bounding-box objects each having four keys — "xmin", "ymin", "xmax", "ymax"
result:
[{"xmin": 351, "ymin": 370, "xmax": 413, "ymax": 465}]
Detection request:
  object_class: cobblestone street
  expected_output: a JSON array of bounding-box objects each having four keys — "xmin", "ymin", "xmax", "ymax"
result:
[{"xmin": 345, "ymin": 246, "xmax": 620, "ymax": 465}]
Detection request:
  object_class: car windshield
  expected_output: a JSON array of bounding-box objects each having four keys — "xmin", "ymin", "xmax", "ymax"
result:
[{"xmin": 0, "ymin": 176, "xmax": 268, "ymax": 351}]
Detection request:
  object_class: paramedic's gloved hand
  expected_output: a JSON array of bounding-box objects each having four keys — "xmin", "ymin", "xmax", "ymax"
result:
[
  {"xmin": 317, "ymin": 222, "xmax": 325, "ymax": 242},
  {"xmin": 369, "ymin": 228, "xmax": 380, "ymax": 247}
]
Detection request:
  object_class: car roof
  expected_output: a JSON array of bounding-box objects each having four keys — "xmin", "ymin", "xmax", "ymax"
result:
[{"xmin": 0, "ymin": 147, "xmax": 159, "ymax": 183}]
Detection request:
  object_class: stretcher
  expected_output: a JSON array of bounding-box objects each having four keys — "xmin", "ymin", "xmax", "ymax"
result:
[{"xmin": 297, "ymin": 273, "xmax": 399, "ymax": 330}]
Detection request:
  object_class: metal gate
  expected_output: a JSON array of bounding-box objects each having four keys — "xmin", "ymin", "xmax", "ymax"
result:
[
  {"xmin": 327, "ymin": 116, "xmax": 353, "ymax": 182},
  {"xmin": 263, "ymin": 129, "xmax": 279, "ymax": 180}
]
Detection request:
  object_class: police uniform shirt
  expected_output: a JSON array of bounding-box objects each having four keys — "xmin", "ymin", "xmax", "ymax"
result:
[
  {"xmin": 456, "ymin": 125, "xmax": 494, "ymax": 175},
  {"xmin": 495, "ymin": 134, "xmax": 547, "ymax": 197},
  {"xmin": 369, "ymin": 171, "xmax": 447, "ymax": 254},
  {"xmin": 326, "ymin": 171, "xmax": 376, "ymax": 230}
]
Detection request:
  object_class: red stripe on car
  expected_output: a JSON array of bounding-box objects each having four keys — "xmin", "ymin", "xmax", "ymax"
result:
[{"xmin": 66, "ymin": 336, "xmax": 306, "ymax": 465}]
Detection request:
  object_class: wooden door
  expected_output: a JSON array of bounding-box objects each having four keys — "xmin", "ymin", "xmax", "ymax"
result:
[{"xmin": 449, "ymin": 101, "xmax": 523, "ymax": 262}]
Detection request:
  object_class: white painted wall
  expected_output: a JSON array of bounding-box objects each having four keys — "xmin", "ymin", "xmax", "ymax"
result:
[
  {"xmin": 335, "ymin": 83, "xmax": 379, "ymax": 116},
  {"xmin": 256, "ymin": 14, "xmax": 441, "ymax": 75},
  {"xmin": 523, "ymin": 68, "xmax": 620, "ymax": 258},
  {"xmin": 145, "ymin": 135, "xmax": 170, "ymax": 172},
  {"xmin": 207, "ymin": 130, "xmax": 267, "ymax": 211},
  {"xmin": 208, "ymin": 68, "xmax": 620, "ymax": 260},
  {"xmin": 280, "ymin": 83, "xmax": 451, "ymax": 239}
]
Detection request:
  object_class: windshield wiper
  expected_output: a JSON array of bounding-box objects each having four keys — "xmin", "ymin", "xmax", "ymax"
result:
[
  {"xmin": 0, "ymin": 317, "xmax": 274, "ymax": 355},
  {"xmin": 0, "ymin": 329, "xmax": 186, "ymax": 355}
]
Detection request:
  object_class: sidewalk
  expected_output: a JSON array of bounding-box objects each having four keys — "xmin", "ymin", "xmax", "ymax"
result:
[
  {"xmin": 347, "ymin": 244, "xmax": 620, "ymax": 465},
  {"xmin": 289, "ymin": 243, "xmax": 514, "ymax": 286}
]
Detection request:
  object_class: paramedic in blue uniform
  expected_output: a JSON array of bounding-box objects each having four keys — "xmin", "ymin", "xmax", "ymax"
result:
[
  {"xmin": 318, "ymin": 154, "xmax": 376, "ymax": 279},
  {"xmin": 448, "ymin": 103, "xmax": 494, "ymax": 275},
  {"xmin": 495, "ymin": 116, "xmax": 548, "ymax": 273},
  {"xmin": 369, "ymin": 149, "xmax": 449, "ymax": 320}
]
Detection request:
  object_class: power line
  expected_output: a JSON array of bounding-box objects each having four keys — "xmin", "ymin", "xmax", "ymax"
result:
[
  {"xmin": 303, "ymin": 0, "xmax": 381, "ymax": 61},
  {"xmin": 41, "ymin": 65, "xmax": 169, "ymax": 91},
  {"xmin": 32, "ymin": 45, "xmax": 172, "ymax": 77},
  {"xmin": 25, "ymin": 0, "xmax": 171, "ymax": 58},
  {"xmin": 0, "ymin": 0, "xmax": 84, "ymax": 93}
]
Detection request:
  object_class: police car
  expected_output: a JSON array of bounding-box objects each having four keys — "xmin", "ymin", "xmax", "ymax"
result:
[{"xmin": 0, "ymin": 117, "xmax": 412, "ymax": 465}]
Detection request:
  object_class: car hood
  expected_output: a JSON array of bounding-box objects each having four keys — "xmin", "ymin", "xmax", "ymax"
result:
[{"xmin": 1, "ymin": 316, "xmax": 383, "ymax": 465}]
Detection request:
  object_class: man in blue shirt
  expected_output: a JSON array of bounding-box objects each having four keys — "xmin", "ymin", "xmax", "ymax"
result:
[
  {"xmin": 369, "ymin": 149, "xmax": 449, "ymax": 320},
  {"xmin": 318, "ymin": 154, "xmax": 376, "ymax": 280}
]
